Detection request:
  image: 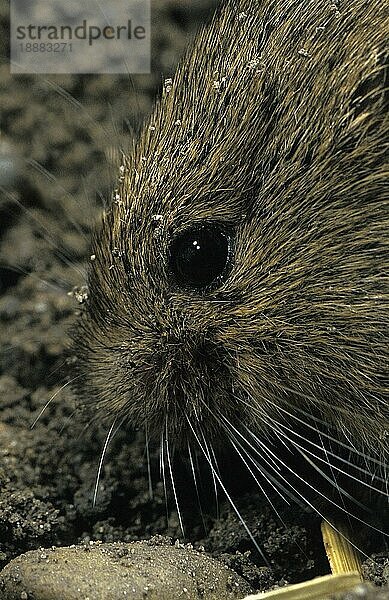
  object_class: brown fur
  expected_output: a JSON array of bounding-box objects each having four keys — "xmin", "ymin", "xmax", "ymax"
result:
[{"xmin": 71, "ymin": 0, "xmax": 388, "ymax": 481}]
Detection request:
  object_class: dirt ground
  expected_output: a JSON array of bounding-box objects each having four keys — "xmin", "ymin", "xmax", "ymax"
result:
[{"xmin": 0, "ymin": 0, "xmax": 388, "ymax": 596}]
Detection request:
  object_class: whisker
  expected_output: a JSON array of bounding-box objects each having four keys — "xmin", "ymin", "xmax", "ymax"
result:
[
  {"xmin": 277, "ymin": 385, "xmax": 385, "ymax": 463},
  {"xmin": 226, "ymin": 417, "xmax": 317, "ymax": 509},
  {"xmin": 26, "ymin": 158, "xmax": 90, "ymax": 242},
  {"xmin": 0, "ymin": 262, "xmax": 71, "ymax": 293},
  {"xmin": 187, "ymin": 442, "xmax": 207, "ymax": 534},
  {"xmin": 230, "ymin": 436, "xmax": 289, "ymax": 513},
  {"xmin": 215, "ymin": 410, "xmax": 290, "ymax": 506},
  {"xmin": 0, "ymin": 187, "xmax": 86, "ymax": 280},
  {"xmin": 198, "ymin": 426, "xmax": 219, "ymax": 520},
  {"xmin": 245, "ymin": 426, "xmax": 388, "ymax": 539},
  {"xmin": 319, "ymin": 434, "xmax": 351, "ymax": 530},
  {"xmin": 185, "ymin": 415, "xmax": 269, "ymax": 566},
  {"xmin": 226, "ymin": 398, "xmax": 387, "ymax": 535},
  {"xmin": 254, "ymin": 408, "xmax": 389, "ymax": 495},
  {"xmin": 236, "ymin": 391, "xmax": 387, "ymax": 479},
  {"xmin": 41, "ymin": 78, "xmax": 113, "ymax": 144},
  {"xmin": 93, "ymin": 416, "xmax": 118, "ymax": 507},
  {"xmin": 30, "ymin": 375, "xmax": 82, "ymax": 429},
  {"xmin": 46, "ymin": 358, "xmax": 70, "ymax": 382},
  {"xmin": 165, "ymin": 420, "xmax": 185, "ymax": 538},
  {"xmin": 233, "ymin": 375, "xmax": 385, "ymax": 470},
  {"xmin": 58, "ymin": 409, "xmax": 78, "ymax": 436},
  {"xmin": 214, "ymin": 407, "xmax": 311, "ymax": 508},
  {"xmin": 296, "ymin": 447, "xmax": 368, "ymax": 512},
  {"xmin": 229, "ymin": 436, "xmax": 315, "ymax": 564},
  {"xmin": 145, "ymin": 423, "xmax": 153, "ymax": 500},
  {"xmin": 195, "ymin": 393, "xmax": 306, "ymax": 509},
  {"xmin": 160, "ymin": 429, "xmax": 169, "ymax": 529}
]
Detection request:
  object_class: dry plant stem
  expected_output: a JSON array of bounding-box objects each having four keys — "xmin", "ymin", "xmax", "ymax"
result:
[
  {"xmin": 321, "ymin": 521, "xmax": 363, "ymax": 579},
  {"xmin": 242, "ymin": 573, "xmax": 361, "ymax": 600}
]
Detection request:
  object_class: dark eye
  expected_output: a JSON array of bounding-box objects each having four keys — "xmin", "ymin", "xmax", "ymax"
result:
[{"xmin": 169, "ymin": 225, "xmax": 232, "ymax": 290}]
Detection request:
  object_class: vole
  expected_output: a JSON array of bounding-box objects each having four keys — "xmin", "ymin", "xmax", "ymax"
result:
[{"xmin": 71, "ymin": 0, "xmax": 388, "ymax": 534}]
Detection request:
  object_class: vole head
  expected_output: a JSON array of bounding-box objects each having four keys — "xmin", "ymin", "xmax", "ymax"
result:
[{"xmin": 71, "ymin": 0, "xmax": 388, "ymax": 462}]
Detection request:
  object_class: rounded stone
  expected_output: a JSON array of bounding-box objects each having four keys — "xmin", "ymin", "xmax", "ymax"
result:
[{"xmin": 0, "ymin": 538, "xmax": 254, "ymax": 600}]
